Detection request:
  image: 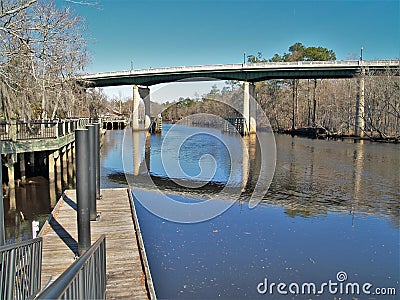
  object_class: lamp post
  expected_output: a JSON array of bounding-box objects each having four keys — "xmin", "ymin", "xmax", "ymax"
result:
[
  {"xmin": 243, "ymin": 51, "xmax": 246, "ymax": 64},
  {"xmin": 360, "ymin": 47, "xmax": 363, "ymax": 61}
]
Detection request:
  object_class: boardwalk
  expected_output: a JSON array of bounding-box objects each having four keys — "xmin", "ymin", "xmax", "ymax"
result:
[{"xmin": 39, "ymin": 188, "xmax": 155, "ymax": 299}]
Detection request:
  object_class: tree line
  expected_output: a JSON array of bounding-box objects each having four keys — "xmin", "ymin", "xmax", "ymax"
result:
[{"xmin": 162, "ymin": 43, "xmax": 399, "ymax": 140}]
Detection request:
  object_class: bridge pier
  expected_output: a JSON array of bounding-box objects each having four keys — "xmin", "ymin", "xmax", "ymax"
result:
[
  {"xmin": 244, "ymin": 82, "xmax": 256, "ymax": 134},
  {"xmin": 132, "ymin": 85, "xmax": 152, "ymax": 130},
  {"xmin": 139, "ymin": 87, "xmax": 151, "ymax": 129},
  {"xmin": 132, "ymin": 85, "xmax": 140, "ymax": 130},
  {"xmin": 355, "ymin": 67, "xmax": 365, "ymax": 137}
]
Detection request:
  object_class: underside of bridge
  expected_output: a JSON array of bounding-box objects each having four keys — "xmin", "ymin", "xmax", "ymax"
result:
[{"xmin": 80, "ymin": 60, "xmax": 399, "ymax": 137}]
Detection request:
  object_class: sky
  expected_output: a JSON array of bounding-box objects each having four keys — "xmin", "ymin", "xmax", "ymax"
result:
[{"xmin": 56, "ymin": 0, "xmax": 400, "ymax": 101}]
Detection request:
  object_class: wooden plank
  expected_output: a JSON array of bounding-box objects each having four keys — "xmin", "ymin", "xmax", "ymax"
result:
[{"xmin": 39, "ymin": 188, "xmax": 153, "ymax": 299}]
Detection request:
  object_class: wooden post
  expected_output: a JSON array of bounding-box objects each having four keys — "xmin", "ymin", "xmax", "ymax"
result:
[
  {"xmin": 19, "ymin": 153, "xmax": 26, "ymax": 181},
  {"xmin": 29, "ymin": 152, "xmax": 35, "ymax": 176},
  {"xmin": 7, "ymin": 154, "xmax": 15, "ymax": 189},
  {"xmin": 56, "ymin": 151, "xmax": 62, "ymax": 189},
  {"xmin": 48, "ymin": 152, "xmax": 55, "ymax": 183}
]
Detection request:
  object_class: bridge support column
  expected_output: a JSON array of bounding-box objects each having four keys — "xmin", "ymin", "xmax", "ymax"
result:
[
  {"xmin": 355, "ymin": 68, "xmax": 365, "ymax": 137},
  {"xmin": 133, "ymin": 132, "xmax": 140, "ymax": 176},
  {"xmin": 244, "ymin": 82, "xmax": 256, "ymax": 134},
  {"xmin": 132, "ymin": 85, "xmax": 140, "ymax": 130},
  {"xmin": 139, "ymin": 87, "xmax": 151, "ymax": 129},
  {"xmin": 249, "ymin": 83, "xmax": 257, "ymax": 134}
]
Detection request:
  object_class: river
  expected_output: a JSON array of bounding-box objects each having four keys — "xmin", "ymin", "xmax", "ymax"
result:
[
  {"xmin": 111, "ymin": 125, "xmax": 399, "ymax": 299},
  {"xmin": 3, "ymin": 125, "xmax": 399, "ymax": 299}
]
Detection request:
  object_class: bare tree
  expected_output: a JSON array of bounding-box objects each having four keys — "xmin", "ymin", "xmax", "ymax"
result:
[{"xmin": 0, "ymin": 0, "xmax": 91, "ymax": 121}]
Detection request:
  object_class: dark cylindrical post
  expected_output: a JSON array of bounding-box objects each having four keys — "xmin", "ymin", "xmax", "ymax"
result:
[
  {"xmin": 75, "ymin": 129, "xmax": 91, "ymax": 256},
  {"xmin": 0, "ymin": 157, "xmax": 4, "ymax": 246},
  {"xmin": 94, "ymin": 123, "xmax": 101, "ymax": 200},
  {"xmin": 87, "ymin": 125, "xmax": 97, "ymax": 221}
]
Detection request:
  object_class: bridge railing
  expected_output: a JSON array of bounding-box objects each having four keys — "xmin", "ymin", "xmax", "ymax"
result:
[
  {"xmin": 35, "ymin": 235, "xmax": 106, "ymax": 300},
  {"xmin": 0, "ymin": 237, "xmax": 42, "ymax": 300},
  {"xmin": 81, "ymin": 59, "xmax": 400, "ymax": 80}
]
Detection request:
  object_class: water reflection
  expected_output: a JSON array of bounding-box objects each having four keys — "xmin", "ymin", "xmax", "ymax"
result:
[
  {"xmin": 121, "ymin": 127, "xmax": 399, "ymax": 299},
  {"xmin": 3, "ymin": 156, "xmax": 76, "ymax": 243},
  {"xmin": 119, "ymin": 125, "xmax": 399, "ymax": 227}
]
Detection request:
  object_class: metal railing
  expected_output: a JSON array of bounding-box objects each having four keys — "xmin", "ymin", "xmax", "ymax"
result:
[
  {"xmin": 81, "ymin": 59, "xmax": 400, "ymax": 79},
  {"xmin": 0, "ymin": 121, "xmax": 10, "ymax": 141},
  {"xmin": 0, "ymin": 237, "xmax": 42, "ymax": 300},
  {"xmin": 35, "ymin": 235, "xmax": 106, "ymax": 300},
  {"xmin": 0, "ymin": 118, "xmax": 96, "ymax": 141},
  {"xmin": 16, "ymin": 122, "xmax": 58, "ymax": 140}
]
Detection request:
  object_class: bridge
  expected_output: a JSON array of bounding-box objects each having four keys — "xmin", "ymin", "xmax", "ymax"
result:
[{"xmin": 80, "ymin": 60, "xmax": 399, "ymax": 136}]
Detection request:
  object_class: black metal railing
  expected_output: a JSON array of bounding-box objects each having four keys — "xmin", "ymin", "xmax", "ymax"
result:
[
  {"xmin": 35, "ymin": 235, "xmax": 106, "ymax": 300},
  {"xmin": 0, "ymin": 118, "xmax": 109, "ymax": 141},
  {"xmin": 0, "ymin": 121, "xmax": 10, "ymax": 141},
  {"xmin": 0, "ymin": 237, "xmax": 42, "ymax": 300},
  {"xmin": 16, "ymin": 122, "xmax": 58, "ymax": 140}
]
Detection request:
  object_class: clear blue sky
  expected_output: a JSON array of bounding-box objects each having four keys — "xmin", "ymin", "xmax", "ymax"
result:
[
  {"xmin": 56, "ymin": 0, "xmax": 399, "ymax": 99},
  {"xmin": 58, "ymin": 0, "xmax": 399, "ymax": 73}
]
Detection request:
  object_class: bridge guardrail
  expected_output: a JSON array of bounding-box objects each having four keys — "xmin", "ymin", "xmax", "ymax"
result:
[
  {"xmin": 81, "ymin": 59, "xmax": 400, "ymax": 80},
  {"xmin": 0, "ymin": 237, "xmax": 42, "ymax": 300}
]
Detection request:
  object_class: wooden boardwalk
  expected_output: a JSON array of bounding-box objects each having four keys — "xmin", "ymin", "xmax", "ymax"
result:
[{"xmin": 39, "ymin": 188, "xmax": 156, "ymax": 299}]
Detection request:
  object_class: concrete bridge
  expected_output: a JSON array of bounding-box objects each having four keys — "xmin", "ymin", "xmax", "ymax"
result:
[{"xmin": 80, "ymin": 60, "xmax": 399, "ymax": 136}]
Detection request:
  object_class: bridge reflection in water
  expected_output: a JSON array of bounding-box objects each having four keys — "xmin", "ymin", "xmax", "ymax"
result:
[
  {"xmin": 112, "ymin": 124, "xmax": 400, "ymax": 298},
  {"xmin": 114, "ymin": 124, "xmax": 400, "ymax": 227},
  {"xmin": 118, "ymin": 124, "xmax": 399, "ymax": 224},
  {"xmin": 126, "ymin": 124, "xmax": 263, "ymax": 197}
]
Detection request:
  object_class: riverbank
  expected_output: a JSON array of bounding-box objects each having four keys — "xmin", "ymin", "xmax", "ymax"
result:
[{"xmin": 281, "ymin": 127, "xmax": 400, "ymax": 143}]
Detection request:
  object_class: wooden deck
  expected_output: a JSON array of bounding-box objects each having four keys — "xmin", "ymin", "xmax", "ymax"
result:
[{"xmin": 38, "ymin": 188, "xmax": 156, "ymax": 299}]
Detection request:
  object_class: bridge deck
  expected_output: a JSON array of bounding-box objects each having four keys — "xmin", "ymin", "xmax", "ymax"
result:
[{"xmin": 39, "ymin": 188, "xmax": 155, "ymax": 299}]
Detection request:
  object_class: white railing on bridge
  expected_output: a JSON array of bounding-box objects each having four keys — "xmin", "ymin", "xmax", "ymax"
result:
[{"xmin": 81, "ymin": 59, "xmax": 399, "ymax": 80}]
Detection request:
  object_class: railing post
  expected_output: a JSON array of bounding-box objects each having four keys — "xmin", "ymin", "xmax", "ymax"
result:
[
  {"xmin": 54, "ymin": 121, "xmax": 59, "ymax": 138},
  {"xmin": 94, "ymin": 123, "xmax": 101, "ymax": 200},
  {"xmin": 75, "ymin": 129, "xmax": 91, "ymax": 256},
  {"xmin": 63, "ymin": 121, "xmax": 67, "ymax": 136},
  {"xmin": 86, "ymin": 125, "xmax": 97, "ymax": 221}
]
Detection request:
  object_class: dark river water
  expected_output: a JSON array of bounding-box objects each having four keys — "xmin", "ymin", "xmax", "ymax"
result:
[
  {"xmin": 4, "ymin": 125, "xmax": 399, "ymax": 299},
  {"xmin": 110, "ymin": 125, "xmax": 399, "ymax": 299}
]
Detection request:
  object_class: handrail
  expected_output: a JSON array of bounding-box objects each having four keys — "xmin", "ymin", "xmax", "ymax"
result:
[
  {"xmin": 35, "ymin": 235, "xmax": 106, "ymax": 300},
  {"xmin": 0, "ymin": 237, "xmax": 42, "ymax": 300},
  {"xmin": 0, "ymin": 118, "xmax": 102, "ymax": 141}
]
